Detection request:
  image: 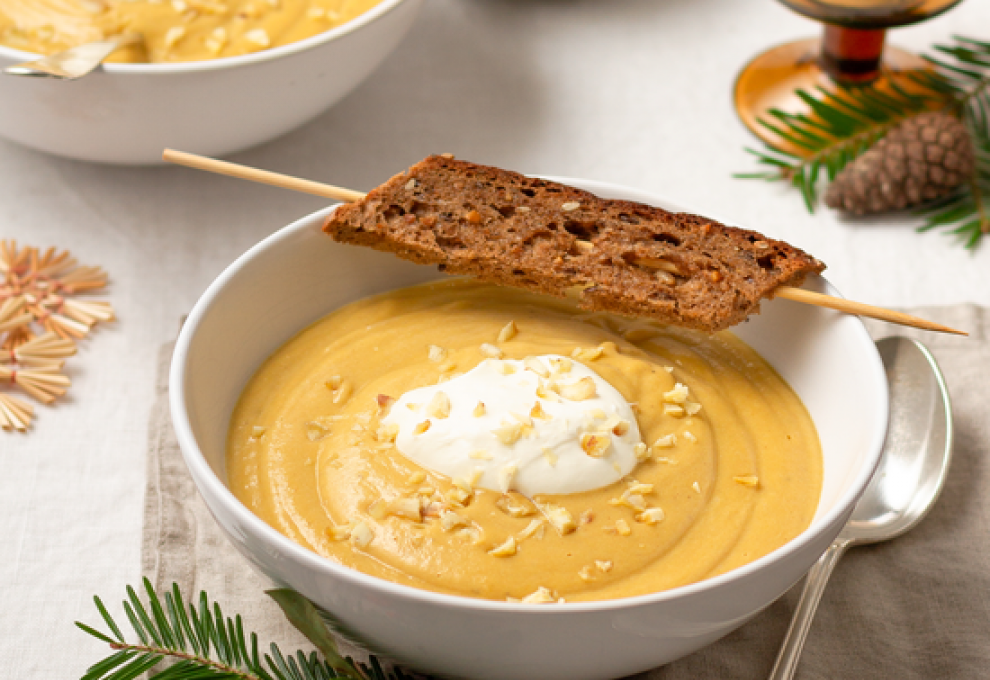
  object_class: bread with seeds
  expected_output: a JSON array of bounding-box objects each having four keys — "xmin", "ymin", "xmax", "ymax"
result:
[{"xmin": 323, "ymin": 155, "xmax": 825, "ymax": 332}]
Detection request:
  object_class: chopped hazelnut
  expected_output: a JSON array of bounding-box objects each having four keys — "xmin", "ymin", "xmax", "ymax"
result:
[
  {"xmin": 164, "ymin": 25, "xmax": 187, "ymax": 49},
  {"xmin": 243, "ymin": 27, "xmax": 270, "ymax": 47},
  {"xmin": 636, "ymin": 508, "xmax": 665, "ymax": 524},
  {"xmin": 498, "ymin": 463, "xmax": 518, "ymax": 492},
  {"xmin": 388, "ymin": 497, "xmax": 423, "ymax": 522},
  {"xmin": 413, "ymin": 420, "xmax": 431, "ymax": 435},
  {"xmin": 349, "ymin": 521, "xmax": 374, "ymax": 548},
  {"xmin": 439, "ymin": 510, "xmax": 469, "ymax": 532},
  {"xmin": 555, "ymin": 376, "xmax": 597, "ymax": 401},
  {"xmin": 376, "ymin": 423, "xmax": 400, "ymax": 443},
  {"xmin": 496, "ymin": 492, "xmax": 538, "ymax": 518},
  {"xmin": 663, "ymin": 383, "xmax": 690, "ymax": 404},
  {"xmin": 542, "ymin": 504, "xmax": 576, "ymax": 535},
  {"xmin": 625, "ymin": 482, "xmax": 654, "ymax": 495},
  {"xmin": 427, "ymin": 391, "xmax": 451, "ymax": 419},
  {"xmin": 497, "ymin": 320, "xmax": 518, "ymax": 343},
  {"xmin": 521, "ymin": 586, "xmax": 556, "ymax": 604},
  {"xmin": 480, "ymin": 343, "xmax": 503, "ymax": 359},
  {"xmin": 615, "ymin": 519, "xmax": 632, "ymax": 536},
  {"xmin": 571, "ymin": 346, "xmax": 604, "ymax": 362},
  {"xmin": 327, "ymin": 524, "xmax": 352, "ymax": 541},
  {"xmin": 652, "ymin": 433, "xmax": 677, "ymax": 448},
  {"xmin": 517, "ymin": 518, "xmax": 546, "ymax": 541},
  {"xmin": 624, "ymin": 494, "xmax": 647, "ymax": 511},
  {"xmin": 473, "ymin": 401, "xmax": 486, "ymax": 417},
  {"xmin": 524, "ymin": 356, "xmax": 550, "ymax": 378},
  {"xmin": 428, "ymin": 345, "xmax": 447, "ymax": 362},
  {"xmin": 734, "ymin": 475, "xmax": 760, "ymax": 487},
  {"xmin": 493, "ymin": 421, "xmax": 523, "ymax": 445},
  {"xmin": 580, "ymin": 432, "xmax": 611, "ymax": 458},
  {"xmin": 376, "ymin": 394, "xmax": 395, "ymax": 415},
  {"xmin": 488, "ymin": 536, "xmax": 518, "ymax": 557}
]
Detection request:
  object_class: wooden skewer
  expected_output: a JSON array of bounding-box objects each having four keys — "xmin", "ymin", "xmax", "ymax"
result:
[
  {"xmin": 164, "ymin": 149, "xmax": 365, "ymax": 203},
  {"xmin": 162, "ymin": 149, "xmax": 967, "ymax": 336}
]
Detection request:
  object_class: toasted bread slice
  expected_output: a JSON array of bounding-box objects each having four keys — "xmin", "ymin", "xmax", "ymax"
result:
[{"xmin": 323, "ymin": 155, "xmax": 825, "ymax": 332}]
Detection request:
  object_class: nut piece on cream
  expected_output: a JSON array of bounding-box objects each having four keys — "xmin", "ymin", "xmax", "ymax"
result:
[{"xmin": 382, "ymin": 355, "xmax": 643, "ymax": 497}]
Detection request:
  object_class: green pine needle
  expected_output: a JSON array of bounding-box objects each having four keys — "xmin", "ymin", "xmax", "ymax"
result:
[
  {"xmin": 75, "ymin": 579, "xmax": 427, "ymax": 680},
  {"xmin": 737, "ymin": 34, "xmax": 990, "ymax": 249}
]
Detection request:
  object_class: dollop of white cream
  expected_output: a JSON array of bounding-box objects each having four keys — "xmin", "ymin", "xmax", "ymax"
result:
[{"xmin": 381, "ymin": 355, "xmax": 642, "ymax": 496}]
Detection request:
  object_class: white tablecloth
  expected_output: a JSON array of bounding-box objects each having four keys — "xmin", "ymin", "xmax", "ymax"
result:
[{"xmin": 2, "ymin": 1, "xmax": 988, "ymax": 676}]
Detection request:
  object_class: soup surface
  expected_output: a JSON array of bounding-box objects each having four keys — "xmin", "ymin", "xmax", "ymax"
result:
[
  {"xmin": 227, "ymin": 280, "xmax": 822, "ymax": 602},
  {"xmin": 0, "ymin": 0, "xmax": 383, "ymax": 63}
]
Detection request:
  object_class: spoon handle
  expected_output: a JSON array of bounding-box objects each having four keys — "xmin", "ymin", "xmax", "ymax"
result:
[{"xmin": 768, "ymin": 539, "xmax": 851, "ymax": 680}]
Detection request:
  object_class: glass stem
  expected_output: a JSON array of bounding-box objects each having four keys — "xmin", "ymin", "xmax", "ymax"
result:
[{"xmin": 821, "ymin": 24, "xmax": 887, "ymax": 84}]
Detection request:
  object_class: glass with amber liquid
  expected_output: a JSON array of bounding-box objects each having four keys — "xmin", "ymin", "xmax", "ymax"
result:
[{"xmin": 735, "ymin": 0, "xmax": 963, "ymax": 146}]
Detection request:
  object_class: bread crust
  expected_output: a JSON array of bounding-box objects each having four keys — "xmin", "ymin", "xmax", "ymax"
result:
[{"xmin": 323, "ymin": 155, "xmax": 825, "ymax": 332}]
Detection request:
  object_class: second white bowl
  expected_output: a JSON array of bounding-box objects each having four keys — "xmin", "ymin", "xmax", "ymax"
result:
[{"xmin": 0, "ymin": 0, "xmax": 422, "ymax": 164}]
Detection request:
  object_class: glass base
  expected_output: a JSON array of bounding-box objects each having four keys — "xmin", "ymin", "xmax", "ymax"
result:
[{"xmin": 734, "ymin": 37, "xmax": 930, "ymax": 152}]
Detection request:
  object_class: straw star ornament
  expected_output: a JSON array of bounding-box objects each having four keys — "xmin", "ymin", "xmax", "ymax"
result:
[{"xmin": 0, "ymin": 240, "xmax": 114, "ymax": 432}]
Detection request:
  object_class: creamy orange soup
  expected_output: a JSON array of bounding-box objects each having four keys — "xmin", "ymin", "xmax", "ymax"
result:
[
  {"xmin": 0, "ymin": 0, "xmax": 384, "ymax": 63},
  {"xmin": 227, "ymin": 280, "xmax": 822, "ymax": 602}
]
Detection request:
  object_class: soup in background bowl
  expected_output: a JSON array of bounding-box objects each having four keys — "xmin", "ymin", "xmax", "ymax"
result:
[
  {"xmin": 170, "ymin": 179, "xmax": 888, "ymax": 680},
  {"xmin": 0, "ymin": 0, "xmax": 422, "ymax": 163}
]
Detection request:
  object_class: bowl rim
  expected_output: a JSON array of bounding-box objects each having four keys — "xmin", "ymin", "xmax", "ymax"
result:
[
  {"xmin": 0, "ymin": 0, "xmax": 413, "ymax": 74},
  {"xmin": 170, "ymin": 177, "xmax": 889, "ymax": 614}
]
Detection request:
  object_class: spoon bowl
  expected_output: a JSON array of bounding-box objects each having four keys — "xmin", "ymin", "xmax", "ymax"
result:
[
  {"xmin": 3, "ymin": 34, "xmax": 142, "ymax": 80},
  {"xmin": 770, "ymin": 335, "xmax": 953, "ymax": 680},
  {"xmin": 844, "ymin": 337, "xmax": 953, "ymax": 543}
]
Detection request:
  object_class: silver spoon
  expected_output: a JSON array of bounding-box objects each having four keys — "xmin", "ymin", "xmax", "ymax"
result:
[
  {"xmin": 3, "ymin": 33, "xmax": 142, "ymax": 80},
  {"xmin": 769, "ymin": 335, "xmax": 953, "ymax": 680}
]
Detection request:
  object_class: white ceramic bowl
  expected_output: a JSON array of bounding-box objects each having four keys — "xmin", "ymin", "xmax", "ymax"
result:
[
  {"xmin": 170, "ymin": 179, "xmax": 888, "ymax": 680},
  {"xmin": 0, "ymin": 0, "xmax": 422, "ymax": 165}
]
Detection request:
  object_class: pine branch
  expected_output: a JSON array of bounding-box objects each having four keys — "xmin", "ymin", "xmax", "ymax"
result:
[
  {"xmin": 75, "ymin": 579, "xmax": 402, "ymax": 680},
  {"xmin": 737, "ymin": 79, "xmax": 947, "ymax": 211},
  {"xmin": 737, "ymin": 34, "xmax": 990, "ymax": 249}
]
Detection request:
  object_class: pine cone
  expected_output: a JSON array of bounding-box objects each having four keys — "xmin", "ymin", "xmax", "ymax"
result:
[{"xmin": 824, "ymin": 111, "xmax": 975, "ymax": 214}]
